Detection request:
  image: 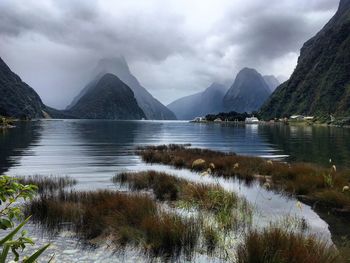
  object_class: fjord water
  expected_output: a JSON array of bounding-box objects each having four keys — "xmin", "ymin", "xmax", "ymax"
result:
[
  {"xmin": 1, "ymin": 120, "xmax": 350, "ymax": 260},
  {"xmin": 2, "ymin": 120, "xmax": 350, "ymax": 178}
]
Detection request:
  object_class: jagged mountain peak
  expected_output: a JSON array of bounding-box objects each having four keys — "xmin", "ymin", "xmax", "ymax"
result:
[
  {"xmin": 223, "ymin": 67, "xmax": 271, "ymax": 113},
  {"xmin": 68, "ymin": 57, "xmax": 176, "ymax": 120},
  {"xmin": 69, "ymin": 72, "xmax": 145, "ymax": 120}
]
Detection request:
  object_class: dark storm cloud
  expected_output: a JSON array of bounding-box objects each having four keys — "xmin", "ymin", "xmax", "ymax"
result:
[
  {"xmin": 0, "ymin": 0, "xmax": 339, "ymax": 107},
  {"xmin": 0, "ymin": 0, "xmax": 191, "ymax": 61}
]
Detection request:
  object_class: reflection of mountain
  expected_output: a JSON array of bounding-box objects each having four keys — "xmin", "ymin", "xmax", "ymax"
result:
[
  {"xmin": 69, "ymin": 120, "xmax": 143, "ymax": 167},
  {"xmin": 259, "ymin": 124, "xmax": 350, "ymax": 167},
  {"xmin": 0, "ymin": 122, "xmax": 42, "ymax": 174}
]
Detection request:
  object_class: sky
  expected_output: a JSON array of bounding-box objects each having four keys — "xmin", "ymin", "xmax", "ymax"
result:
[{"xmin": 0, "ymin": 0, "xmax": 339, "ymax": 109}]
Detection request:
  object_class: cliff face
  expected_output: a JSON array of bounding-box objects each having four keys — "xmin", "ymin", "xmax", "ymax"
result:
[
  {"xmin": 69, "ymin": 73, "xmax": 146, "ymax": 120},
  {"xmin": 260, "ymin": 0, "xmax": 350, "ymax": 119},
  {"xmin": 68, "ymin": 57, "xmax": 176, "ymax": 120},
  {"xmin": 223, "ymin": 68, "xmax": 271, "ymax": 113},
  {"xmin": 167, "ymin": 83, "xmax": 227, "ymax": 120},
  {"xmin": 0, "ymin": 57, "xmax": 45, "ymax": 118}
]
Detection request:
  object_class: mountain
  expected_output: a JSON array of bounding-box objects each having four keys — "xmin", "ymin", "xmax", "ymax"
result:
[
  {"xmin": 0, "ymin": 57, "xmax": 74, "ymax": 119},
  {"xmin": 260, "ymin": 0, "xmax": 350, "ymax": 119},
  {"xmin": 223, "ymin": 68, "xmax": 271, "ymax": 113},
  {"xmin": 69, "ymin": 73, "xmax": 145, "ymax": 119},
  {"xmin": 0, "ymin": 57, "xmax": 45, "ymax": 118},
  {"xmin": 263, "ymin": 75, "xmax": 280, "ymax": 92},
  {"xmin": 68, "ymin": 57, "xmax": 176, "ymax": 120},
  {"xmin": 167, "ymin": 83, "xmax": 227, "ymax": 120}
]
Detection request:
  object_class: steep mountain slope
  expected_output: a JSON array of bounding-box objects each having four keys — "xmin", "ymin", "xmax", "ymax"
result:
[
  {"xmin": 167, "ymin": 83, "xmax": 227, "ymax": 120},
  {"xmin": 69, "ymin": 73, "xmax": 145, "ymax": 119},
  {"xmin": 260, "ymin": 0, "xmax": 350, "ymax": 119},
  {"xmin": 68, "ymin": 57, "xmax": 176, "ymax": 120},
  {"xmin": 263, "ymin": 75, "xmax": 280, "ymax": 92},
  {"xmin": 223, "ymin": 68, "xmax": 271, "ymax": 113},
  {"xmin": 0, "ymin": 57, "xmax": 45, "ymax": 118},
  {"xmin": 0, "ymin": 57, "xmax": 74, "ymax": 119}
]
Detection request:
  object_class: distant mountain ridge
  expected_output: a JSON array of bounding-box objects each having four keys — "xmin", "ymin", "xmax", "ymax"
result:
[
  {"xmin": 168, "ymin": 68, "xmax": 276, "ymax": 119},
  {"xmin": 260, "ymin": 0, "xmax": 350, "ymax": 119},
  {"xmin": 223, "ymin": 68, "xmax": 271, "ymax": 113},
  {"xmin": 69, "ymin": 73, "xmax": 145, "ymax": 119},
  {"xmin": 68, "ymin": 57, "xmax": 176, "ymax": 120},
  {"xmin": 167, "ymin": 83, "xmax": 227, "ymax": 120}
]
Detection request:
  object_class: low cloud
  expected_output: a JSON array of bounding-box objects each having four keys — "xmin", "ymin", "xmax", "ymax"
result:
[{"xmin": 0, "ymin": 0, "xmax": 338, "ymax": 107}]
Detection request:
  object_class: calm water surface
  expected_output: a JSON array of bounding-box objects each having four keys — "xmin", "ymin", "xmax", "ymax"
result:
[
  {"xmin": 3, "ymin": 120, "xmax": 350, "ymax": 178},
  {"xmin": 1, "ymin": 120, "xmax": 350, "ymax": 262}
]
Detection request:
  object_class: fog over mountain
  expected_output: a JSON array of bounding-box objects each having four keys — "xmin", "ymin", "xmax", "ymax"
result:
[
  {"xmin": 0, "ymin": 0, "xmax": 338, "ymax": 109},
  {"xmin": 69, "ymin": 73, "xmax": 146, "ymax": 120},
  {"xmin": 263, "ymin": 75, "xmax": 280, "ymax": 92}
]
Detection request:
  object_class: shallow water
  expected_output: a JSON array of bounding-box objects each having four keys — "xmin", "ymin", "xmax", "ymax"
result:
[{"xmin": 1, "ymin": 120, "xmax": 349, "ymax": 261}]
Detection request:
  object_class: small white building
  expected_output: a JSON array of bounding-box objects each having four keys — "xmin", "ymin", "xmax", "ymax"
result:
[
  {"xmin": 245, "ymin": 117, "xmax": 259, "ymax": 124},
  {"xmin": 290, "ymin": 115, "xmax": 304, "ymax": 120}
]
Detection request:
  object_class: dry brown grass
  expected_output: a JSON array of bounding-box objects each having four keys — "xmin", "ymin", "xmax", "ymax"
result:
[
  {"xmin": 236, "ymin": 227, "xmax": 341, "ymax": 263},
  {"xmin": 113, "ymin": 171, "xmax": 252, "ymax": 231},
  {"xmin": 137, "ymin": 145, "xmax": 350, "ymax": 211},
  {"xmin": 26, "ymin": 190, "xmax": 200, "ymax": 259}
]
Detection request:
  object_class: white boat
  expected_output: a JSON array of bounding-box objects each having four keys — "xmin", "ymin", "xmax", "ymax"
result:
[{"xmin": 245, "ymin": 117, "xmax": 259, "ymax": 124}]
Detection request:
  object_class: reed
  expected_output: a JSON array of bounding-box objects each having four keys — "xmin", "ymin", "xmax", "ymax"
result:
[
  {"xmin": 25, "ymin": 190, "xmax": 200, "ymax": 260},
  {"xmin": 113, "ymin": 171, "xmax": 252, "ymax": 230},
  {"xmin": 236, "ymin": 227, "xmax": 341, "ymax": 263},
  {"xmin": 18, "ymin": 175, "xmax": 77, "ymax": 194},
  {"xmin": 137, "ymin": 145, "xmax": 350, "ymax": 211}
]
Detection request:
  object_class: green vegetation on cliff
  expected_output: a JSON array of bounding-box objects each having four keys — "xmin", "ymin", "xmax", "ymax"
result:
[{"xmin": 260, "ymin": 0, "xmax": 350, "ymax": 120}]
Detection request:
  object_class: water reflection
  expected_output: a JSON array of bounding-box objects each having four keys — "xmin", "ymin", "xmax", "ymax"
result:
[
  {"xmin": 1, "ymin": 120, "xmax": 350, "ymax": 258},
  {"xmin": 0, "ymin": 121, "xmax": 42, "ymax": 174},
  {"xmin": 260, "ymin": 124, "xmax": 350, "ymax": 167}
]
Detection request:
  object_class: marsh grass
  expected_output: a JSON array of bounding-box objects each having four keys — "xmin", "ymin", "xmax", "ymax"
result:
[
  {"xmin": 236, "ymin": 227, "xmax": 341, "ymax": 263},
  {"xmin": 0, "ymin": 116, "xmax": 15, "ymax": 127},
  {"xmin": 18, "ymin": 175, "xmax": 77, "ymax": 194},
  {"xmin": 25, "ymin": 190, "xmax": 200, "ymax": 260},
  {"xmin": 137, "ymin": 145, "xmax": 350, "ymax": 211},
  {"xmin": 113, "ymin": 171, "xmax": 252, "ymax": 230}
]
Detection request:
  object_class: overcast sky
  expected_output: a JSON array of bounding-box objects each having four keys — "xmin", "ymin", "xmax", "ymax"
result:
[{"xmin": 0, "ymin": 0, "xmax": 339, "ymax": 109}]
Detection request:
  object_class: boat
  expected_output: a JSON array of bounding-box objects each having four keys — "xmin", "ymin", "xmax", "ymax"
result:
[{"xmin": 245, "ymin": 117, "xmax": 259, "ymax": 124}]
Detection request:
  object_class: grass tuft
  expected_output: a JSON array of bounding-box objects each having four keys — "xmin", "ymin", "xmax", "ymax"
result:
[
  {"xmin": 113, "ymin": 171, "xmax": 252, "ymax": 230},
  {"xmin": 137, "ymin": 145, "xmax": 350, "ymax": 211},
  {"xmin": 236, "ymin": 227, "xmax": 341, "ymax": 263},
  {"xmin": 25, "ymin": 190, "xmax": 200, "ymax": 260},
  {"xmin": 18, "ymin": 175, "xmax": 77, "ymax": 194}
]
